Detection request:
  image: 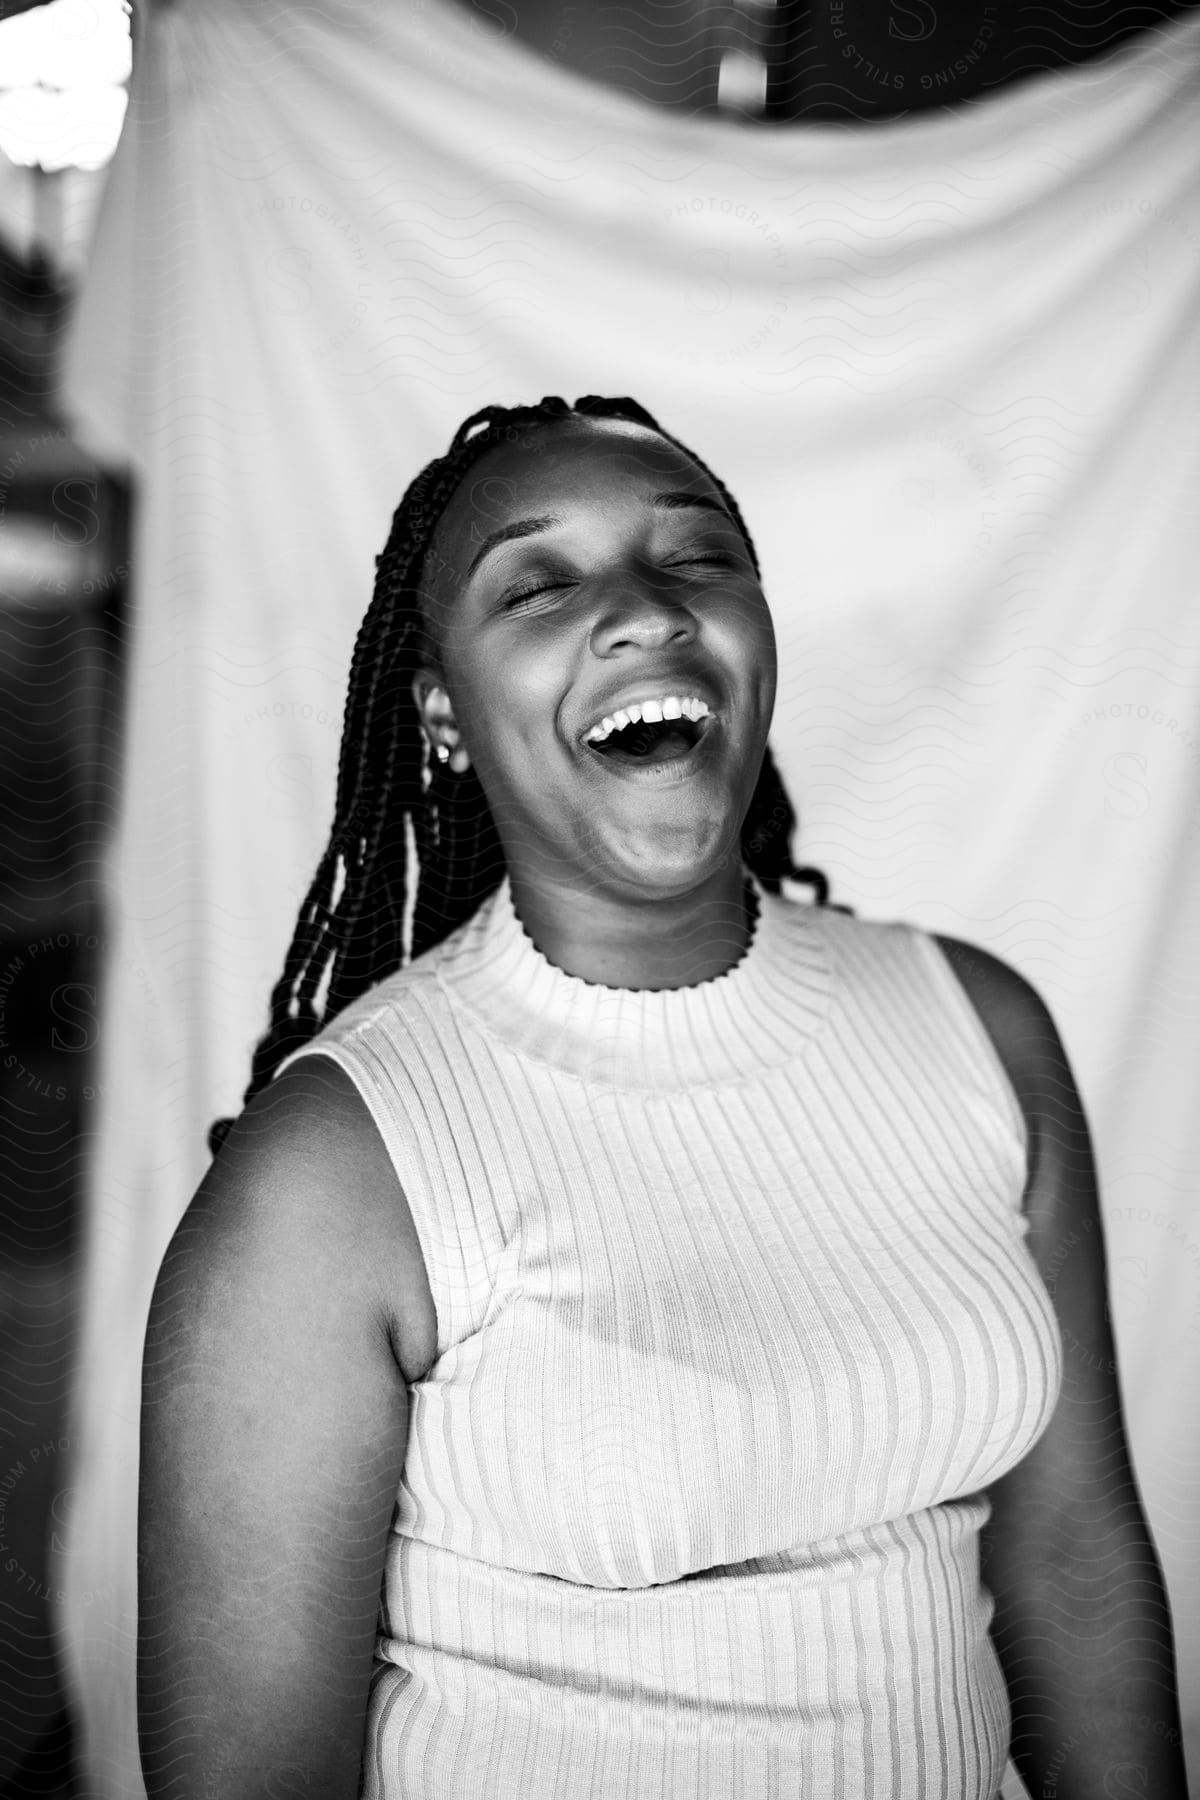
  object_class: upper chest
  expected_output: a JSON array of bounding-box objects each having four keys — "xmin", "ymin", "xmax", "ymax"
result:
[
  {"xmin": 395, "ymin": 1052, "xmax": 1059, "ymax": 1586},
  {"xmin": 401, "ymin": 1023, "xmax": 1033, "ymax": 1353}
]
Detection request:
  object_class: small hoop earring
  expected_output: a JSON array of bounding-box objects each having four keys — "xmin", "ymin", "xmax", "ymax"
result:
[{"xmin": 435, "ymin": 743, "xmax": 451, "ymax": 764}]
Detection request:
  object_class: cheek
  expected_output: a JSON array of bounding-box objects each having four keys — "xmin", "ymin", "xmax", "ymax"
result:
[
  {"xmin": 715, "ymin": 600, "xmax": 776, "ymax": 693},
  {"xmin": 747, "ymin": 596, "xmax": 777, "ymax": 657},
  {"xmin": 458, "ymin": 650, "xmax": 563, "ymax": 764},
  {"xmin": 748, "ymin": 611, "xmax": 778, "ymax": 693}
]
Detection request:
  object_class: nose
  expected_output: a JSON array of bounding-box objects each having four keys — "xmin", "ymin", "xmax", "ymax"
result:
[{"xmin": 589, "ymin": 571, "xmax": 698, "ymax": 658}]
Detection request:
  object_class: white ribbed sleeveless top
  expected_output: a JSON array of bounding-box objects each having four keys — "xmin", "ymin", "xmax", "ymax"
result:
[{"xmin": 279, "ymin": 874, "xmax": 1062, "ymax": 1800}]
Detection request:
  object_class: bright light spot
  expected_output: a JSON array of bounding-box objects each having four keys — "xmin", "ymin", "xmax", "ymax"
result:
[
  {"xmin": 0, "ymin": 84, "xmax": 127, "ymax": 171},
  {"xmin": 717, "ymin": 50, "xmax": 768, "ymax": 114},
  {"xmin": 0, "ymin": 0, "xmax": 132, "ymax": 171},
  {"xmin": 0, "ymin": 516, "xmax": 87, "ymax": 607}
]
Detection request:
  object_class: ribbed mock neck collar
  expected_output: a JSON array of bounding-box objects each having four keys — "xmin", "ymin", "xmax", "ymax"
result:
[{"xmin": 436, "ymin": 872, "xmax": 833, "ymax": 1090}]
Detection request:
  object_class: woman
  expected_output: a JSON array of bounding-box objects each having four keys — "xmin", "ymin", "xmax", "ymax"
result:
[{"xmin": 138, "ymin": 396, "xmax": 1188, "ymax": 1800}]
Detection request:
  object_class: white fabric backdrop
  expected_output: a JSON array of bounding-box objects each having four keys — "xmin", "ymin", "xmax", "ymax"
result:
[{"xmin": 55, "ymin": 2, "xmax": 1200, "ymax": 1793}]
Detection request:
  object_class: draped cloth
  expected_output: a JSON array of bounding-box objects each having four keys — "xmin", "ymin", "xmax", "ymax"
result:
[{"xmin": 55, "ymin": 3, "xmax": 1200, "ymax": 1793}]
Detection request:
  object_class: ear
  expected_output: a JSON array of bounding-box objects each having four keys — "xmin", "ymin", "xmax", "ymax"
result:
[{"xmin": 411, "ymin": 670, "xmax": 471, "ymax": 774}]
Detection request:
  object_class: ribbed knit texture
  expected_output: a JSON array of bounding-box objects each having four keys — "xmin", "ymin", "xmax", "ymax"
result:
[{"xmin": 279, "ymin": 875, "xmax": 1062, "ymax": 1799}]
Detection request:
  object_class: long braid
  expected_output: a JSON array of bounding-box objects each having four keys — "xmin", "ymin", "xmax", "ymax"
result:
[{"xmin": 208, "ymin": 396, "xmax": 841, "ymax": 1155}]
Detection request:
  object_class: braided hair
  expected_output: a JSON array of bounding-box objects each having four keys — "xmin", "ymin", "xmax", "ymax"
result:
[{"xmin": 208, "ymin": 394, "xmax": 837, "ymax": 1155}]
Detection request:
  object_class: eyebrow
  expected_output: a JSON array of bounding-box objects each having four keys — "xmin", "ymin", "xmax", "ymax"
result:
[{"xmin": 466, "ymin": 491, "xmax": 733, "ymax": 579}]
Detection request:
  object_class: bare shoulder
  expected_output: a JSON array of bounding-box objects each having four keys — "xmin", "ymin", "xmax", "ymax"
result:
[
  {"xmin": 929, "ymin": 933, "xmax": 1065, "ymax": 1102},
  {"xmin": 197, "ymin": 1053, "xmax": 438, "ymax": 1382},
  {"xmin": 140, "ymin": 1053, "xmax": 436, "ymax": 1795},
  {"xmin": 929, "ymin": 933, "xmax": 1096, "ymax": 1237}
]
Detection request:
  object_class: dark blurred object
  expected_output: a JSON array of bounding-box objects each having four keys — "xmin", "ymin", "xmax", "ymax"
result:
[
  {"xmin": 0, "ymin": 201, "xmax": 128, "ymax": 1786},
  {"xmin": 456, "ymin": 0, "xmax": 1200, "ymax": 117},
  {"xmin": 0, "ymin": 1254, "xmax": 82, "ymax": 1794},
  {"xmin": 0, "ymin": 406, "xmax": 128, "ymax": 1257},
  {"xmin": 0, "ymin": 1707, "xmax": 77, "ymax": 1797},
  {"xmin": 0, "ymin": 425, "xmax": 127, "ymax": 940},
  {"xmin": 0, "ymin": 240, "xmax": 64, "ymax": 411},
  {"xmin": 768, "ymin": 0, "xmax": 1200, "ymax": 120}
]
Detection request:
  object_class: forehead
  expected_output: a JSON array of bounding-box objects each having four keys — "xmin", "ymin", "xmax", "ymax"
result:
[
  {"xmin": 426, "ymin": 420, "xmax": 726, "ymax": 583},
  {"xmin": 468, "ymin": 416, "xmax": 717, "ymax": 503}
]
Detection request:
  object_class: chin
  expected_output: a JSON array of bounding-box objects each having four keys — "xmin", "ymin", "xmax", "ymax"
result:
[{"xmin": 596, "ymin": 822, "xmax": 742, "ymax": 898}]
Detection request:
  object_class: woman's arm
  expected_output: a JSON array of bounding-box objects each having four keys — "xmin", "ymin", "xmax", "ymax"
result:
[
  {"xmin": 139, "ymin": 1057, "xmax": 425, "ymax": 1800},
  {"xmin": 936, "ymin": 938, "xmax": 1189, "ymax": 1800}
]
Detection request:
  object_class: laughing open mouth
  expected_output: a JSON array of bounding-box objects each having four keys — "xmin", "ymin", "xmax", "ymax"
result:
[
  {"xmin": 589, "ymin": 716, "xmax": 706, "ymax": 764},
  {"xmin": 584, "ymin": 696, "xmax": 713, "ymax": 766}
]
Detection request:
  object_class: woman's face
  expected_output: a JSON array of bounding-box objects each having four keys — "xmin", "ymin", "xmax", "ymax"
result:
[{"xmin": 415, "ymin": 418, "xmax": 777, "ymax": 902}]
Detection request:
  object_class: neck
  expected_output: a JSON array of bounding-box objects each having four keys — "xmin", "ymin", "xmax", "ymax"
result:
[{"xmin": 505, "ymin": 861, "xmax": 753, "ymax": 991}]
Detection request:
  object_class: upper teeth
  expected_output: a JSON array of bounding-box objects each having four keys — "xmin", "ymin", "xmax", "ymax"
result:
[{"xmin": 585, "ymin": 695, "xmax": 711, "ymax": 744}]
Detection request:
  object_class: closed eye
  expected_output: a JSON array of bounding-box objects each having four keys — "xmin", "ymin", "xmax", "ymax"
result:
[
  {"xmin": 501, "ymin": 580, "xmax": 572, "ymax": 612},
  {"xmin": 666, "ymin": 552, "xmax": 738, "ymax": 570},
  {"xmin": 501, "ymin": 552, "xmax": 737, "ymax": 612}
]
